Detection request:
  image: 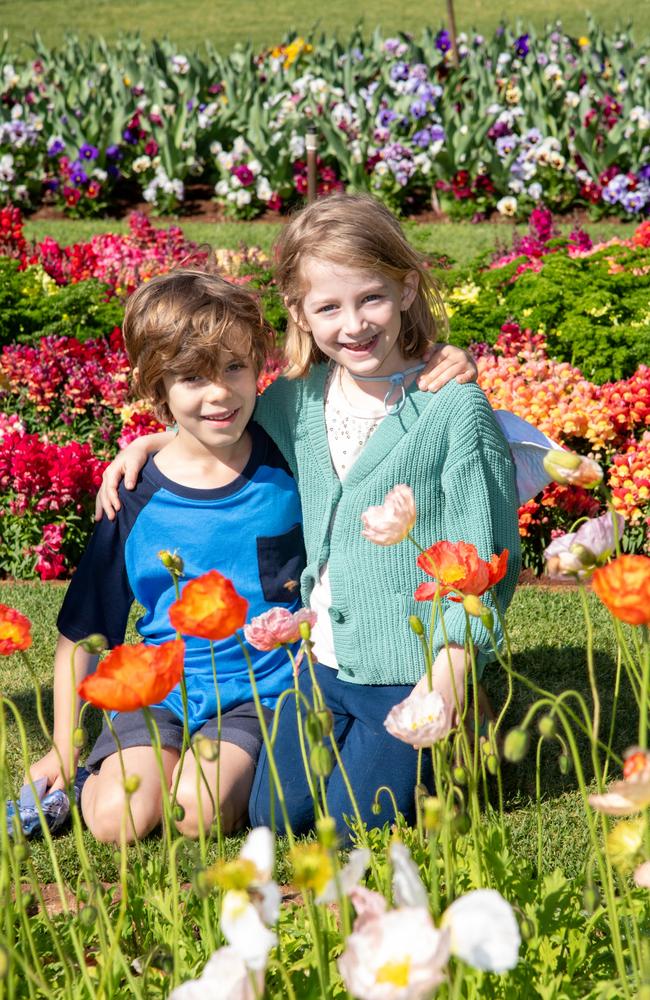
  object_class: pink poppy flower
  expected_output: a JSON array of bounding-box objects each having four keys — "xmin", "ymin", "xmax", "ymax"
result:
[
  {"xmin": 244, "ymin": 607, "xmax": 316, "ymax": 651},
  {"xmin": 361, "ymin": 485, "xmax": 416, "ymax": 546},
  {"xmin": 384, "ymin": 689, "xmax": 452, "ymax": 748}
]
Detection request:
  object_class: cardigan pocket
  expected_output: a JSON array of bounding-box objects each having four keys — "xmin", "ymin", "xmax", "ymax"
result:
[{"xmin": 256, "ymin": 523, "xmax": 307, "ymax": 603}]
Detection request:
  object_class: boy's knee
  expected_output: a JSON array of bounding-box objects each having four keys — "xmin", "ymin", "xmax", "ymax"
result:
[
  {"xmin": 82, "ymin": 780, "xmax": 160, "ymax": 843},
  {"xmin": 174, "ymin": 792, "xmax": 215, "ymax": 839}
]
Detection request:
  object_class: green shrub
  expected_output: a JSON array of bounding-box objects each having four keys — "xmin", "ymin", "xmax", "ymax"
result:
[{"xmin": 0, "ymin": 260, "xmax": 123, "ymax": 346}]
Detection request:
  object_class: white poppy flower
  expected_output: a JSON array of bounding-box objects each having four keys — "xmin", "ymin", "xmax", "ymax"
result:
[
  {"xmin": 221, "ymin": 890, "xmax": 277, "ymax": 972},
  {"xmin": 390, "ymin": 842, "xmax": 429, "ymax": 909},
  {"xmin": 170, "ymin": 946, "xmax": 263, "ymax": 1000},
  {"xmin": 317, "ymin": 848, "xmax": 371, "ymax": 904},
  {"xmin": 442, "ymin": 889, "xmax": 521, "ymax": 972}
]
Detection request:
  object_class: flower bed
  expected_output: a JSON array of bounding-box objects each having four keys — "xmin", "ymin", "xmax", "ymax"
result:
[
  {"xmin": 0, "ymin": 206, "xmax": 648, "ymax": 579},
  {"xmin": 1, "ymin": 21, "xmax": 649, "ymax": 218}
]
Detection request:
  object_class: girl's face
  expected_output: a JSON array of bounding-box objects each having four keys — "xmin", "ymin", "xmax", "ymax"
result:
[{"xmin": 292, "ymin": 258, "xmax": 418, "ymax": 378}]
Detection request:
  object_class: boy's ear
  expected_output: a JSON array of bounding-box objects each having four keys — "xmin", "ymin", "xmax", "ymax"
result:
[
  {"xmin": 401, "ymin": 271, "xmax": 419, "ymax": 310},
  {"xmin": 285, "ymin": 295, "xmax": 310, "ymax": 332}
]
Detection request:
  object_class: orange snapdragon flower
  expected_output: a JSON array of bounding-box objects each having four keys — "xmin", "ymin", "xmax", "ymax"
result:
[
  {"xmin": 591, "ymin": 555, "xmax": 650, "ymax": 626},
  {"xmin": 78, "ymin": 639, "xmax": 185, "ymax": 711},
  {"xmin": 415, "ymin": 541, "xmax": 509, "ymax": 602},
  {"xmin": 0, "ymin": 604, "xmax": 32, "ymax": 655},
  {"xmin": 169, "ymin": 570, "xmax": 248, "ymax": 640}
]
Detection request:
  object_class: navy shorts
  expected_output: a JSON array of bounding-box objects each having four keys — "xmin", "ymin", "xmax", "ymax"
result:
[{"xmin": 85, "ymin": 702, "xmax": 272, "ymax": 774}]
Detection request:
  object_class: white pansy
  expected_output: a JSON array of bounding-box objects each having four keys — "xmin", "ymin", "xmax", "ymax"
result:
[
  {"xmin": 171, "ymin": 54, "xmax": 190, "ymax": 75},
  {"xmin": 235, "ymin": 188, "xmax": 252, "ymax": 207},
  {"xmin": 215, "ymin": 179, "xmax": 230, "ymax": 197},
  {"xmin": 132, "ymin": 156, "xmax": 151, "ymax": 173},
  {"xmin": 442, "ymin": 889, "xmax": 521, "ymax": 972},
  {"xmin": 289, "ymin": 133, "xmax": 305, "ymax": 157},
  {"xmin": 256, "ymin": 176, "xmax": 272, "ymax": 201},
  {"xmin": 0, "ymin": 154, "xmax": 15, "ymax": 182},
  {"xmin": 496, "ymin": 195, "xmax": 518, "ymax": 216}
]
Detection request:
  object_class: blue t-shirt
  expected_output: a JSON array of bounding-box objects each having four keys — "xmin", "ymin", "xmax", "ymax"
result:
[{"xmin": 57, "ymin": 423, "xmax": 305, "ymax": 730}]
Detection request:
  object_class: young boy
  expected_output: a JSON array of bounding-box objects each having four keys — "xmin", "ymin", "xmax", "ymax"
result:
[{"xmin": 28, "ymin": 270, "xmax": 305, "ymax": 843}]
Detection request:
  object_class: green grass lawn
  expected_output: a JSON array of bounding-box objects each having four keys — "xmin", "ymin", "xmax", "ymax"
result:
[
  {"xmin": 0, "ymin": 579, "xmax": 635, "ymax": 885},
  {"xmin": 22, "ymin": 218, "xmax": 638, "ymax": 268},
  {"xmin": 4, "ymin": 0, "xmax": 648, "ymax": 54}
]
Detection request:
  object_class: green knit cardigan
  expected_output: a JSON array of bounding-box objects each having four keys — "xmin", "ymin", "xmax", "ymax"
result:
[{"xmin": 255, "ymin": 364, "xmax": 521, "ymax": 686}]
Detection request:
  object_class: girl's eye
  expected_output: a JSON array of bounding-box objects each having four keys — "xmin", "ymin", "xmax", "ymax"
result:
[
  {"xmin": 181, "ymin": 375, "xmax": 203, "ymax": 384},
  {"xmin": 226, "ymin": 361, "xmax": 246, "ymax": 372},
  {"xmin": 316, "ymin": 304, "xmax": 337, "ymax": 314},
  {"xmin": 363, "ymin": 294, "xmax": 382, "ymax": 303}
]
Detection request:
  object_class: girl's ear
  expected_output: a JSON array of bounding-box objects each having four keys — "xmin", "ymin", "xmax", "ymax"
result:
[
  {"xmin": 285, "ymin": 295, "xmax": 310, "ymax": 332},
  {"xmin": 400, "ymin": 271, "xmax": 419, "ymax": 310}
]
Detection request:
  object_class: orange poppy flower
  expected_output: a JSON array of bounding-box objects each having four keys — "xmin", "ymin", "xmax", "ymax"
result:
[
  {"xmin": 415, "ymin": 541, "xmax": 509, "ymax": 602},
  {"xmin": 78, "ymin": 639, "xmax": 185, "ymax": 712},
  {"xmin": 169, "ymin": 570, "xmax": 248, "ymax": 641},
  {"xmin": 0, "ymin": 604, "xmax": 32, "ymax": 655},
  {"xmin": 591, "ymin": 555, "xmax": 650, "ymax": 626}
]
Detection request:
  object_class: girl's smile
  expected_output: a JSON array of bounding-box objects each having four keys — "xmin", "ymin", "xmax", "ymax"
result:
[{"xmin": 293, "ymin": 259, "xmax": 418, "ymax": 378}]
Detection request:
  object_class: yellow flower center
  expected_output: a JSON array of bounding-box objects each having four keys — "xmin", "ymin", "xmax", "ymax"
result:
[{"xmin": 376, "ymin": 958, "xmax": 411, "ymax": 987}]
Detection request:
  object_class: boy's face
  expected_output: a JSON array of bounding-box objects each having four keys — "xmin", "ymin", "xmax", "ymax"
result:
[{"xmin": 162, "ymin": 351, "xmax": 258, "ymax": 456}]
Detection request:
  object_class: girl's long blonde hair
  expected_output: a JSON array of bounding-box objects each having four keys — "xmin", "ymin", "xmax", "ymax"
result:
[{"xmin": 274, "ymin": 193, "xmax": 448, "ymax": 378}]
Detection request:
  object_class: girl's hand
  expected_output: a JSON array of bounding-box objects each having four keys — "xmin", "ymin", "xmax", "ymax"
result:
[
  {"xmin": 412, "ymin": 645, "xmax": 468, "ymax": 728},
  {"xmin": 94, "ymin": 432, "xmax": 172, "ymax": 521},
  {"xmin": 417, "ymin": 343, "xmax": 478, "ymax": 394}
]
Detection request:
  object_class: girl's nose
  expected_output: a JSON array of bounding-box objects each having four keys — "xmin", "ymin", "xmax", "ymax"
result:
[{"xmin": 341, "ymin": 310, "xmax": 367, "ymax": 337}]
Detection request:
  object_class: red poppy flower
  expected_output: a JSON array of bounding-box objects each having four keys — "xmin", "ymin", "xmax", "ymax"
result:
[
  {"xmin": 415, "ymin": 541, "xmax": 509, "ymax": 602},
  {"xmin": 169, "ymin": 570, "xmax": 248, "ymax": 641},
  {"xmin": 0, "ymin": 604, "xmax": 32, "ymax": 655},
  {"xmin": 78, "ymin": 639, "xmax": 185, "ymax": 711},
  {"xmin": 592, "ymin": 555, "xmax": 650, "ymax": 626}
]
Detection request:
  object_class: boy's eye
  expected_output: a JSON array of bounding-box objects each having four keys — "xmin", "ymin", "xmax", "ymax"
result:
[
  {"xmin": 226, "ymin": 361, "xmax": 247, "ymax": 372},
  {"xmin": 180, "ymin": 375, "xmax": 204, "ymax": 384}
]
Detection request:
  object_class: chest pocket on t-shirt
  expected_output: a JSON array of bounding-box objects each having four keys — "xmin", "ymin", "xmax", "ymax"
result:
[{"xmin": 256, "ymin": 523, "xmax": 307, "ymax": 603}]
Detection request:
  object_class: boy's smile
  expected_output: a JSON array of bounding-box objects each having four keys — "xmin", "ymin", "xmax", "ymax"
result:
[{"xmin": 162, "ymin": 354, "xmax": 258, "ymax": 463}]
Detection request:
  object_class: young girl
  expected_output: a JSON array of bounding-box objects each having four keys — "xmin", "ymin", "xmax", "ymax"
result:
[{"xmin": 98, "ymin": 195, "xmax": 521, "ymax": 837}]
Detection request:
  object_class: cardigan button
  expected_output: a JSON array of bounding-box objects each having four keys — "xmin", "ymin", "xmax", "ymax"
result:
[{"xmin": 328, "ymin": 607, "xmax": 345, "ymax": 624}]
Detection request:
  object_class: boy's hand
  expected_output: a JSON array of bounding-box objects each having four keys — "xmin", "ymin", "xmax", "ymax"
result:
[
  {"xmin": 412, "ymin": 645, "xmax": 468, "ymax": 729},
  {"xmin": 27, "ymin": 747, "xmax": 74, "ymax": 794},
  {"xmin": 417, "ymin": 343, "xmax": 478, "ymax": 394}
]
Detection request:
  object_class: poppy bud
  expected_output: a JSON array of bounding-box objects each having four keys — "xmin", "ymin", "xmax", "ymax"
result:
[
  {"xmin": 519, "ymin": 917, "xmax": 535, "ymax": 942},
  {"xmin": 158, "ymin": 550, "xmax": 184, "ymax": 576},
  {"xmin": 173, "ymin": 804, "xmax": 186, "ymax": 823},
  {"xmin": 73, "ymin": 727, "xmax": 87, "ymax": 749},
  {"xmin": 504, "ymin": 727, "xmax": 529, "ymax": 762},
  {"xmin": 14, "ymin": 843, "xmax": 30, "ymax": 864},
  {"xmin": 582, "ymin": 885, "xmax": 600, "ymax": 914},
  {"xmin": 453, "ymin": 765, "xmax": 468, "ymax": 785},
  {"xmin": 195, "ymin": 736, "xmax": 220, "ymax": 761},
  {"xmin": 305, "ymin": 712, "xmax": 324, "ymax": 745},
  {"xmin": 538, "ymin": 715, "xmax": 556, "ymax": 739},
  {"xmin": 299, "ymin": 620, "xmax": 312, "ymax": 641},
  {"xmin": 422, "ymin": 796, "xmax": 443, "ymax": 832},
  {"xmin": 80, "ymin": 633, "xmax": 107, "ymax": 654},
  {"xmin": 463, "ymin": 595, "xmax": 487, "ymax": 618},
  {"xmin": 316, "ymin": 708, "xmax": 334, "ymax": 736},
  {"xmin": 123, "ymin": 774, "xmax": 141, "ymax": 795},
  {"xmin": 558, "ymin": 753, "xmax": 572, "ymax": 775},
  {"xmin": 371, "ymin": 801, "xmax": 382, "ymax": 816},
  {"xmin": 485, "ymin": 753, "xmax": 499, "ymax": 775},
  {"xmin": 316, "ymin": 816, "xmax": 338, "ymax": 849},
  {"xmin": 409, "ymin": 615, "xmax": 425, "ymax": 636},
  {"xmin": 310, "ymin": 745, "xmax": 333, "ymax": 777},
  {"xmin": 453, "ymin": 811, "xmax": 471, "ymax": 836}
]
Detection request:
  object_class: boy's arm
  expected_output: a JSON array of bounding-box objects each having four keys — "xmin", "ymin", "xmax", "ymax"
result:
[
  {"xmin": 95, "ymin": 430, "xmax": 174, "ymax": 521},
  {"xmin": 417, "ymin": 343, "xmax": 478, "ymax": 393},
  {"xmin": 27, "ymin": 635, "xmax": 98, "ymax": 791}
]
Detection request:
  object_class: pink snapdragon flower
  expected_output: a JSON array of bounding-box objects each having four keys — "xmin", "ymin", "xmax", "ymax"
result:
[
  {"xmin": 244, "ymin": 607, "xmax": 316, "ymax": 651},
  {"xmin": 384, "ymin": 689, "xmax": 452, "ymax": 748},
  {"xmin": 361, "ymin": 485, "xmax": 416, "ymax": 546}
]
